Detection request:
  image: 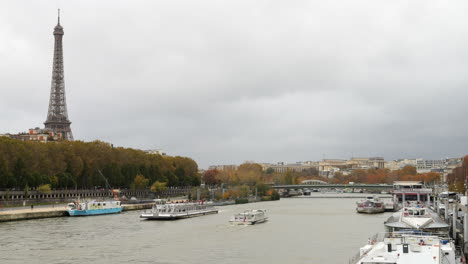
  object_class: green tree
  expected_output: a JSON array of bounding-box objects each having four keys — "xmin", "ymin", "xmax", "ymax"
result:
[
  {"xmin": 150, "ymin": 181, "xmax": 167, "ymax": 192},
  {"xmin": 133, "ymin": 174, "xmax": 149, "ymax": 190},
  {"xmin": 37, "ymin": 184, "xmax": 52, "ymax": 194},
  {"xmin": 255, "ymin": 183, "xmax": 270, "ymax": 196},
  {"xmin": 24, "ymin": 184, "xmax": 30, "ymax": 197}
]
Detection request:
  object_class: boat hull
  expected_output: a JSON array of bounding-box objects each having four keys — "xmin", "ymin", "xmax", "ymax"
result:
[
  {"xmin": 230, "ymin": 217, "xmax": 268, "ymax": 225},
  {"xmin": 68, "ymin": 207, "xmax": 123, "ymax": 216},
  {"xmin": 141, "ymin": 209, "xmax": 218, "ymax": 220},
  {"xmin": 356, "ymin": 207, "xmax": 385, "ymax": 214}
]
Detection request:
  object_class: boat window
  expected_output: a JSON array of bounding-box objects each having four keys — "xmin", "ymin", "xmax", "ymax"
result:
[
  {"xmin": 98, "ymin": 203, "xmax": 101, "ymax": 206},
  {"xmin": 103, "ymin": 203, "xmax": 106, "ymax": 206}
]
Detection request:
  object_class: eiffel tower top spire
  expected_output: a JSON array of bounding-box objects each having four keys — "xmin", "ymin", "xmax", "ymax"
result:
[{"xmin": 44, "ymin": 10, "xmax": 73, "ymax": 141}]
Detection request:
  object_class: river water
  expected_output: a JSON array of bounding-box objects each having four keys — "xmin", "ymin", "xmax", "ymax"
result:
[{"xmin": 0, "ymin": 198, "xmax": 391, "ymax": 264}]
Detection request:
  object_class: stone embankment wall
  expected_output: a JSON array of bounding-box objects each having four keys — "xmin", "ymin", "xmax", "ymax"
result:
[
  {"xmin": 0, "ymin": 188, "xmax": 190, "ymax": 206},
  {"xmin": 0, "ymin": 208, "xmax": 68, "ymax": 222},
  {"xmin": 0, "ymin": 203, "xmax": 155, "ymax": 222}
]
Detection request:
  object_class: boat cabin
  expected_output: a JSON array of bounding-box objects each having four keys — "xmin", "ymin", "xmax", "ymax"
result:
[
  {"xmin": 392, "ymin": 181, "xmax": 432, "ymax": 203},
  {"xmin": 403, "ymin": 208, "xmax": 428, "ymax": 217}
]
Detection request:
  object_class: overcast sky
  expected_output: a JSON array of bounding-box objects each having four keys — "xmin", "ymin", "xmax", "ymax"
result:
[{"xmin": 1, "ymin": 1, "xmax": 468, "ymax": 168}]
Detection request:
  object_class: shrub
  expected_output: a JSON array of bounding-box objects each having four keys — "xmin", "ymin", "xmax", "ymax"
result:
[
  {"xmin": 37, "ymin": 184, "xmax": 52, "ymax": 194},
  {"xmin": 235, "ymin": 198, "xmax": 249, "ymax": 204}
]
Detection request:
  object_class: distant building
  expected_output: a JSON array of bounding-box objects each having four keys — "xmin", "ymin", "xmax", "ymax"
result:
[
  {"xmin": 318, "ymin": 159, "xmax": 348, "ymax": 171},
  {"xmin": 347, "ymin": 157, "xmax": 385, "ymax": 169},
  {"xmin": 259, "ymin": 162, "xmax": 318, "ymax": 174},
  {"xmin": 208, "ymin": 164, "xmax": 238, "ymax": 171},
  {"xmin": 385, "ymin": 159, "xmax": 418, "ymax": 171},
  {"xmin": 145, "ymin": 149, "xmax": 167, "ymax": 156},
  {"xmin": 3, "ymin": 127, "xmax": 62, "ymax": 142},
  {"xmin": 416, "ymin": 159, "xmax": 446, "ymax": 172}
]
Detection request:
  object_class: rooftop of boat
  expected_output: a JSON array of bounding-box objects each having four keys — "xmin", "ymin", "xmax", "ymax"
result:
[
  {"xmin": 352, "ymin": 232, "xmax": 459, "ymax": 264},
  {"xmin": 385, "ymin": 207, "xmax": 449, "ymax": 229}
]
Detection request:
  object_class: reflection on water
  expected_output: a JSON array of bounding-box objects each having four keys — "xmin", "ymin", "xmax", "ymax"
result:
[{"xmin": 0, "ymin": 198, "xmax": 391, "ymax": 264}]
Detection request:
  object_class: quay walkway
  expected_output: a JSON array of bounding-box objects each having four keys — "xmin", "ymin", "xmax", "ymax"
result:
[
  {"xmin": 291, "ymin": 193, "xmax": 392, "ymax": 199},
  {"xmin": 0, "ymin": 203, "xmax": 155, "ymax": 222}
]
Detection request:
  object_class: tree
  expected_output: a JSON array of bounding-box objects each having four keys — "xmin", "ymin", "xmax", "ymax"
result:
[
  {"xmin": 203, "ymin": 169, "xmax": 220, "ymax": 185},
  {"xmin": 351, "ymin": 169, "xmax": 367, "ymax": 183},
  {"xmin": 237, "ymin": 162, "xmax": 263, "ymax": 186},
  {"xmin": 37, "ymin": 184, "xmax": 52, "ymax": 194},
  {"xmin": 0, "ymin": 137, "xmax": 201, "ymax": 189},
  {"xmin": 265, "ymin": 167, "xmax": 274, "ymax": 174},
  {"xmin": 133, "ymin": 174, "xmax": 149, "ymax": 190},
  {"xmin": 401, "ymin": 165, "xmax": 417, "ymax": 176},
  {"xmin": 255, "ymin": 183, "xmax": 271, "ymax": 196},
  {"xmin": 150, "ymin": 181, "xmax": 167, "ymax": 192},
  {"xmin": 283, "ymin": 170, "xmax": 298, "ymax": 184},
  {"xmin": 24, "ymin": 184, "xmax": 30, "ymax": 197}
]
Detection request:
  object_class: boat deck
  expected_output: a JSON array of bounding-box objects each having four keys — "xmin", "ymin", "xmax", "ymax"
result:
[
  {"xmin": 360, "ymin": 243, "xmax": 447, "ymax": 263},
  {"xmin": 356, "ymin": 234, "xmax": 458, "ymax": 264}
]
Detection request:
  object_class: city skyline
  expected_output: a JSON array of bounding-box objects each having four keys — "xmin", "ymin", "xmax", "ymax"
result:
[{"xmin": 1, "ymin": 1, "xmax": 468, "ymax": 168}]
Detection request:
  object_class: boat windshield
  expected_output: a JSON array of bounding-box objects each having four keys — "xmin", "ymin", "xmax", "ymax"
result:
[{"xmin": 404, "ymin": 208, "xmax": 426, "ymax": 216}]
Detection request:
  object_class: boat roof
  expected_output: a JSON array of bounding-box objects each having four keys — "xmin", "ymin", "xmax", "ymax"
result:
[
  {"xmin": 385, "ymin": 208, "xmax": 449, "ymax": 229},
  {"xmin": 359, "ymin": 235, "xmax": 454, "ymax": 264}
]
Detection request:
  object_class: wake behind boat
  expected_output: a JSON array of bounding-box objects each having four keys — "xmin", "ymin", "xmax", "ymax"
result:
[
  {"xmin": 140, "ymin": 200, "xmax": 218, "ymax": 220},
  {"xmin": 229, "ymin": 209, "xmax": 268, "ymax": 225},
  {"xmin": 67, "ymin": 200, "xmax": 122, "ymax": 216}
]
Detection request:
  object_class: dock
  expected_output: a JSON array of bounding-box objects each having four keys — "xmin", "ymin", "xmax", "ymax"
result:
[{"xmin": 0, "ymin": 203, "xmax": 154, "ymax": 222}]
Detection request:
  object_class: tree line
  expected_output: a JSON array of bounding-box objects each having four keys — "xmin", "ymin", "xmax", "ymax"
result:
[
  {"xmin": 0, "ymin": 137, "xmax": 200, "ymax": 190},
  {"xmin": 203, "ymin": 162, "xmax": 441, "ymax": 186},
  {"xmin": 331, "ymin": 166, "xmax": 441, "ymax": 184},
  {"xmin": 447, "ymin": 156, "xmax": 468, "ymax": 193}
]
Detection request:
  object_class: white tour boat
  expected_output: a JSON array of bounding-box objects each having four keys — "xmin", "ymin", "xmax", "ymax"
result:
[
  {"xmin": 140, "ymin": 201, "xmax": 218, "ymax": 220},
  {"xmin": 356, "ymin": 196, "xmax": 385, "ymax": 214},
  {"xmin": 384, "ymin": 206, "xmax": 449, "ymax": 233},
  {"xmin": 350, "ymin": 232, "xmax": 461, "ymax": 264},
  {"xmin": 229, "ymin": 209, "xmax": 268, "ymax": 225},
  {"xmin": 67, "ymin": 200, "xmax": 122, "ymax": 216}
]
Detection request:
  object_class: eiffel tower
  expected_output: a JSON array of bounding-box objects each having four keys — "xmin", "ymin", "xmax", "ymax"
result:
[{"xmin": 44, "ymin": 10, "xmax": 73, "ymax": 140}]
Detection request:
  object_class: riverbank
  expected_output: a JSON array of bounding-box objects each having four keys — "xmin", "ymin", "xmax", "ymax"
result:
[
  {"xmin": 0, "ymin": 203, "xmax": 155, "ymax": 222},
  {"xmin": 0, "ymin": 197, "xmax": 278, "ymax": 222},
  {"xmin": 291, "ymin": 193, "xmax": 392, "ymax": 199}
]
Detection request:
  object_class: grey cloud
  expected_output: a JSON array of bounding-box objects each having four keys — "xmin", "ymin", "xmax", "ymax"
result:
[{"xmin": 1, "ymin": 0, "xmax": 468, "ymax": 168}]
